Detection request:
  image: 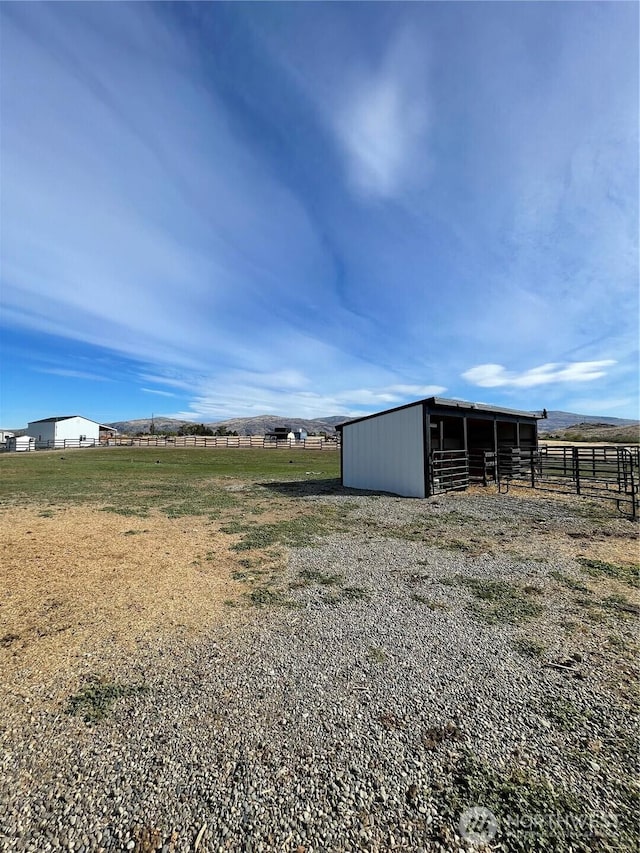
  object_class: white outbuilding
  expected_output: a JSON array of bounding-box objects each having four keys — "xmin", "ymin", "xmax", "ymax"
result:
[
  {"xmin": 337, "ymin": 397, "xmax": 542, "ymax": 498},
  {"xmin": 7, "ymin": 434, "xmax": 35, "ymax": 452},
  {"xmin": 27, "ymin": 415, "xmax": 101, "ymax": 449}
]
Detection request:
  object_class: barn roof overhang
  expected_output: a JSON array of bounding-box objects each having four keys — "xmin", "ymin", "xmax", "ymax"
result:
[{"xmin": 336, "ymin": 397, "xmax": 543, "ymax": 430}]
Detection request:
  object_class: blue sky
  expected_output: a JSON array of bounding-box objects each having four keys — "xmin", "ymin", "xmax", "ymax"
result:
[{"xmin": 1, "ymin": 2, "xmax": 638, "ymax": 427}]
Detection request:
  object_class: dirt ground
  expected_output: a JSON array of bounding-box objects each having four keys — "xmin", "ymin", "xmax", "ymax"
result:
[
  {"xmin": 0, "ymin": 507, "xmax": 245, "ymax": 710},
  {"xmin": 1, "ymin": 485, "xmax": 637, "ymax": 719}
]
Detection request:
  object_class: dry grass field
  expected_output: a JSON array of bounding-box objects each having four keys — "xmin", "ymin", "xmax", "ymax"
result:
[
  {"xmin": 0, "ymin": 449, "xmax": 340, "ymax": 712},
  {"xmin": 2, "ymin": 506, "xmax": 241, "ymax": 701}
]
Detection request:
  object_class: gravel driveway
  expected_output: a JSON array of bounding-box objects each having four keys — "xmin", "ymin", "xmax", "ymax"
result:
[{"xmin": 1, "ymin": 487, "xmax": 638, "ymax": 852}]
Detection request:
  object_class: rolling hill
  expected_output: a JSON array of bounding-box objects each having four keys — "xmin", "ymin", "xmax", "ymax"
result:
[
  {"xmin": 106, "ymin": 409, "xmax": 638, "ymax": 440},
  {"xmin": 107, "ymin": 414, "xmax": 347, "ymax": 436},
  {"xmin": 538, "ymin": 410, "xmax": 638, "ymax": 433}
]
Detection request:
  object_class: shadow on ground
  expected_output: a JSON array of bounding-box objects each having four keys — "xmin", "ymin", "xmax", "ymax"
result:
[{"xmin": 259, "ymin": 478, "xmax": 380, "ymax": 498}]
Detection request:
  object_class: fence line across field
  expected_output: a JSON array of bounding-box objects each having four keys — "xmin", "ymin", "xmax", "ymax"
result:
[
  {"xmin": 32, "ymin": 435, "xmax": 340, "ymax": 451},
  {"xmin": 12, "ymin": 436, "xmax": 639, "ymax": 517}
]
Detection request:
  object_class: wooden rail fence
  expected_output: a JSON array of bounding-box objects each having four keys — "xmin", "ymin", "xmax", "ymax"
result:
[
  {"xmin": 104, "ymin": 435, "xmax": 339, "ymax": 450},
  {"xmin": 27, "ymin": 436, "xmax": 340, "ymax": 451}
]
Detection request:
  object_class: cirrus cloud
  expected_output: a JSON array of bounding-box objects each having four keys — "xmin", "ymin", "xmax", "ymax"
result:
[
  {"xmin": 462, "ymin": 361, "xmax": 616, "ymax": 389},
  {"xmin": 333, "ymin": 28, "xmax": 431, "ymax": 200}
]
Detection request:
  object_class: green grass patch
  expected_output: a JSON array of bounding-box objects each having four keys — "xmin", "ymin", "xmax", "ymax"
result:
[
  {"xmin": 445, "ymin": 576, "xmax": 544, "ymax": 624},
  {"xmin": 410, "ymin": 592, "xmax": 447, "ymax": 610},
  {"xmin": 571, "ymin": 590, "xmax": 638, "ymax": 622},
  {"xmin": 324, "ymin": 585, "xmax": 371, "ymax": 605},
  {"xmin": 222, "ymin": 508, "xmax": 345, "ymax": 552},
  {"xmin": 102, "ymin": 505, "xmax": 150, "ymax": 518},
  {"xmin": 548, "ymin": 570, "xmax": 591, "ymax": 593},
  {"xmin": 427, "ymin": 749, "xmax": 632, "ymax": 852},
  {"xmin": 572, "ymin": 596, "xmax": 607, "ymax": 623},
  {"xmin": 512, "ymin": 637, "xmax": 546, "ymax": 658},
  {"xmin": 0, "ymin": 448, "xmax": 340, "ymax": 516},
  {"xmin": 540, "ymin": 697, "xmax": 589, "ymax": 732},
  {"xmin": 245, "ymin": 586, "xmax": 296, "ymax": 608},
  {"xmin": 66, "ymin": 678, "xmax": 147, "ymax": 723},
  {"xmin": 341, "ymin": 585, "xmax": 370, "ymax": 601},
  {"xmin": 367, "ymin": 646, "xmax": 387, "ymax": 663},
  {"xmin": 576, "ymin": 557, "xmax": 639, "ymax": 589},
  {"xmin": 231, "ymin": 567, "xmax": 269, "ymax": 582},
  {"xmin": 298, "ymin": 568, "xmax": 344, "ymax": 586}
]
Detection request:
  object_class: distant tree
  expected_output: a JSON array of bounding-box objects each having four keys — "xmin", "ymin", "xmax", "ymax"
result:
[
  {"xmin": 214, "ymin": 426, "xmax": 237, "ymax": 436},
  {"xmin": 178, "ymin": 424, "xmax": 214, "ymax": 436}
]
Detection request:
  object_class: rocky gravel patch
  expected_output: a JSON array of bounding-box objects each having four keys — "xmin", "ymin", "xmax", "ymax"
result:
[{"xmin": 1, "ymin": 489, "xmax": 638, "ymax": 852}]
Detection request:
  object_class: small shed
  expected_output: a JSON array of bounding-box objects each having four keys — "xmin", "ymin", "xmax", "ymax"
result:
[
  {"xmin": 337, "ymin": 397, "xmax": 542, "ymax": 498},
  {"xmin": 7, "ymin": 434, "xmax": 35, "ymax": 452},
  {"xmin": 27, "ymin": 415, "xmax": 101, "ymax": 448}
]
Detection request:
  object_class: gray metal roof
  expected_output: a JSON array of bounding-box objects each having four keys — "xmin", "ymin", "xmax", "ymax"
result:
[
  {"xmin": 28, "ymin": 415, "xmax": 101, "ymax": 425},
  {"xmin": 28, "ymin": 416, "xmax": 77, "ymax": 424},
  {"xmin": 428, "ymin": 397, "xmax": 541, "ymax": 418},
  {"xmin": 337, "ymin": 397, "xmax": 542, "ymax": 429}
]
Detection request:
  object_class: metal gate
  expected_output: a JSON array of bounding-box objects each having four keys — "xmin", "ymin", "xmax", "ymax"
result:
[
  {"xmin": 430, "ymin": 450, "xmax": 469, "ymax": 494},
  {"xmin": 498, "ymin": 445, "xmax": 637, "ymax": 519}
]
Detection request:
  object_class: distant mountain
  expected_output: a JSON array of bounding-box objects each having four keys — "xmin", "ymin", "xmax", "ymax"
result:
[
  {"xmin": 202, "ymin": 415, "xmax": 345, "ymax": 436},
  {"xmin": 317, "ymin": 415, "xmax": 351, "ymax": 427},
  {"xmin": 107, "ymin": 409, "xmax": 638, "ymax": 440},
  {"xmin": 541, "ymin": 421, "xmax": 639, "ymax": 444},
  {"xmin": 106, "ymin": 417, "xmax": 192, "ymax": 434},
  {"xmin": 107, "ymin": 414, "xmax": 347, "ymax": 436},
  {"xmin": 539, "ymin": 410, "xmax": 638, "ymax": 433}
]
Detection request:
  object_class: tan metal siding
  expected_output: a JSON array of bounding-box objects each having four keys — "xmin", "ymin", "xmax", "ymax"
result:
[{"xmin": 342, "ymin": 404, "xmax": 425, "ymax": 497}]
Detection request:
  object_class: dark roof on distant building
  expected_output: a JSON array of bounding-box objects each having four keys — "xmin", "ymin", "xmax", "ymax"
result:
[
  {"xmin": 28, "ymin": 415, "xmax": 104, "ymax": 426},
  {"xmin": 28, "ymin": 416, "xmax": 78, "ymax": 424}
]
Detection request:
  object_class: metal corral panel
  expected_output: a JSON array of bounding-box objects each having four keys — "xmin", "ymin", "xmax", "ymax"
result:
[{"xmin": 342, "ymin": 403, "xmax": 425, "ymax": 497}]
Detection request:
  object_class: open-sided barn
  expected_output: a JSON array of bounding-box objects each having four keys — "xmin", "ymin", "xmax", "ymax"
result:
[{"xmin": 337, "ymin": 397, "xmax": 542, "ymax": 498}]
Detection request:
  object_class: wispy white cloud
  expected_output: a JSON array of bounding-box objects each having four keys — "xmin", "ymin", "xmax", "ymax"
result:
[
  {"xmin": 462, "ymin": 361, "xmax": 616, "ymax": 389},
  {"xmin": 0, "ymin": 4, "xmax": 332, "ymax": 373},
  {"xmin": 1, "ymin": 4, "xmax": 637, "ymax": 425},
  {"xmin": 386, "ymin": 384, "xmax": 445, "ymax": 397},
  {"xmin": 141, "ymin": 388, "xmax": 176, "ymax": 398},
  {"xmin": 332, "ymin": 28, "xmax": 431, "ymax": 199},
  {"xmin": 166, "ymin": 378, "xmax": 447, "ymax": 422},
  {"xmin": 36, "ymin": 367, "xmax": 113, "ymax": 382}
]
